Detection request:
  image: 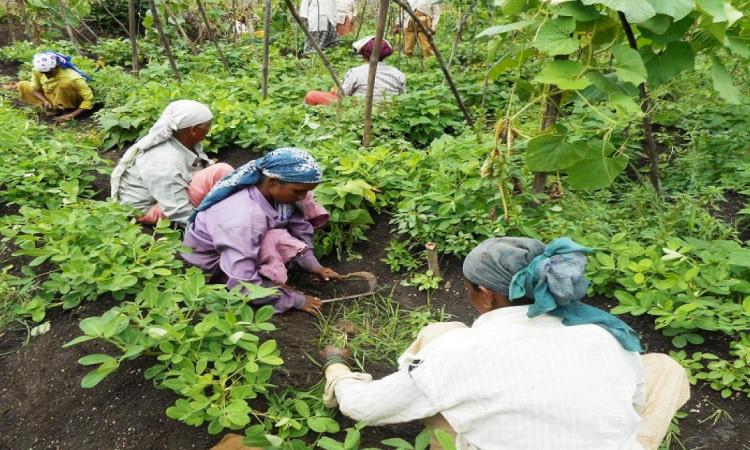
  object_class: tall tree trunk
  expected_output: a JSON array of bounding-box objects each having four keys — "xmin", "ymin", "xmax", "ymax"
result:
[
  {"xmin": 362, "ymin": 0, "xmax": 390, "ymax": 148},
  {"xmin": 618, "ymin": 12, "xmax": 661, "ymax": 195},
  {"xmin": 148, "ymin": 0, "xmax": 181, "ymax": 81},
  {"xmin": 391, "ymin": 0, "xmax": 473, "ymax": 126},
  {"xmin": 282, "ymin": 0, "xmax": 342, "ymax": 92},
  {"xmin": 261, "ymin": 0, "xmax": 271, "ymax": 99},
  {"xmin": 196, "ymin": 0, "xmax": 230, "ymax": 70},
  {"xmin": 128, "ymin": 0, "xmax": 140, "ymax": 76},
  {"xmin": 448, "ymin": 0, "xmax": 477, "ymax": 69}
]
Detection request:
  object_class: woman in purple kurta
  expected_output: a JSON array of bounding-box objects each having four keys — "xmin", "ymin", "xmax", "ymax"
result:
[{"xmin": 182, "ymin": 148, "xmax": 339, "ymax": 315}]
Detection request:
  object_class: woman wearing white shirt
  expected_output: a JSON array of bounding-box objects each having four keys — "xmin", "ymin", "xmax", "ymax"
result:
[
  {"xmin": 299, "ymin": 0, "xmax": 338, "ymax": 53},
  {"xmin": 321, "ymin": 237, "xmax": 690, "ymax": 450},
  {"xmin": 335, "ymin": 0, "xmax": 357, "ymax": 36}
]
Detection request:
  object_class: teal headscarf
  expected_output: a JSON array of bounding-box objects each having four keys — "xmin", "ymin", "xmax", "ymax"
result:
[{"xmin": 463, "ymin": 237, "xmax": 641, "ymax": 352}]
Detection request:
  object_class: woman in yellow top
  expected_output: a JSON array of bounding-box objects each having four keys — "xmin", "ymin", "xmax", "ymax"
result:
[{"xmin": 18, "ymin": 52, "xmax": 94, "ymax": 122}]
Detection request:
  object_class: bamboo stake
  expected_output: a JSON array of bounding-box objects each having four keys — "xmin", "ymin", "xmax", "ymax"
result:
[
  {"xmin": 128, "ymin": 0, "xmax": 140, "ymax": 76},
  {"xmin": 362, "ymin": 0, "xmax": 389, "ymax": 148},
  {"xmin": 196, "ymin": 0, "xmax": 230, "ymax": 70},
  {"xmin": 391, "ymin": 0, "xmax": 473, "ymax": 126},
  {"xmin": 261, "ymin": 0, "xmax": 271, "ymax": 98},
  {"xmin": 282, "ymin": 0, "xmax": 342, "ymax": 92},
  {"xmin": 353, "ymin": 0, "xmax": 368, "ymax": 42},
  {"xmin": 147, "ymin": 0, "xmax": 181, "ymax": 81}
]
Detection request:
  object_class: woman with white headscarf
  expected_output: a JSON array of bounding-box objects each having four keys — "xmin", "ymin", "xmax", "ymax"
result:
[
  {"xmin": 18, "ymin": 52, "xmax": 94, "ymax": 122},
  {"xmin": 110, "ymin": 100, "xmax": 233, "ymax": 226}
]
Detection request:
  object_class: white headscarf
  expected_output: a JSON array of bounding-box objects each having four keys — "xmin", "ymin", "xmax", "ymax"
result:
[
  {"xmin": 33, "ymin": 53, "xmax": 58, "ymax": 72},
  {"xmin": 110, "ymin": 100, "xmax": 213, "ymax": 200}
]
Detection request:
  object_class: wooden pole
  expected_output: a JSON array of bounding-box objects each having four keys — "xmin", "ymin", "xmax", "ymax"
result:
[
  {"xmin": 261, "ymin": 0, "xmax": 271, "ymax": 99},
  {"xmin": 618, "ymin": 12, "xmax": 661, "ymax": 195},
  {"xmin": 196, "ymin": 0, "xmax": 230, "ymax": 70},
  {"xmin": 163, "ymin": 2, "xmax": 197, "ymax": 53},
  {"xmin": 282, "ymin": 0, "xmax": 343, "ymax": 92},
  {"xmin": 147, "ymin": 0, "xmax": 181, "ymax": 81},
  {"xmin": 448, "ymin": 0, "xmax": 477, "ymax": 69},
  {"xmin": 391, "ymin": 0, "xmax": 473, "ymax": 126},
  {"xmin": 57, "ymin": 0, "xmax": 82, "ymax": 54},
  {"xmin": 362, "ymin": 0, "xmax": 390, "ymax": 148},
  {"xmin": 128, "ymin": 0, "xmax": 140, "ymax": 76},
  {"xmin": 353, "ymin": 0, "xmax": 368, "ymax": 42}
]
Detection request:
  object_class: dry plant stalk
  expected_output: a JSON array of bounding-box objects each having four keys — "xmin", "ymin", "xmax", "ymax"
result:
[{"xmin": 425, "ymin": 242, "xmax": 441, "ymax": 278}]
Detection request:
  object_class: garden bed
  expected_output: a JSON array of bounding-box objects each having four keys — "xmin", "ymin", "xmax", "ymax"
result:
[{"xmin": 1, "ymin": 144, "xmax": 748, "ymax": 449}]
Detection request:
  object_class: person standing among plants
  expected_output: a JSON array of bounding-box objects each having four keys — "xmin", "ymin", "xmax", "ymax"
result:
[
  {"xmin": 304, "ymin": 36, "xmax": 406, "ymax": 106},
  {"xmin": 110, "ymin": 100, "xmax": 234, "ymax": 227},
  {"xmin": 17, "ymin": 52, "xmax": 94, "ymax": 122},
  {"xmin": 397, "ymin": 0, "xmax": 440, "ymax": 58},
  {"xmin": 321, "ymin": 237, "xmax": 690, "ymax": 450},
  {"xmin": 299, "ymin": 0, "xmax": 338, "ymax": 53},
  {"xmin": 182, "ymin": 148, "xmax": 340, "ymax": 315},
  {"xmin": 335, "ymin": 0, "xmax": 357, "ymax": 36}
]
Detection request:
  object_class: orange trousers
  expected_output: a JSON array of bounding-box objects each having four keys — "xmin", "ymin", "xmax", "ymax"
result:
[{"xmin": 304, "ymin": 90, "xmax": 339, "ymax": 106}]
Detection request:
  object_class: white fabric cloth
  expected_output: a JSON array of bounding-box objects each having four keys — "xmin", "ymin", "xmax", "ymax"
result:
[
  {"xmin": 110, "ymin": 100, "xmax": 213, "ymax": 201},
  {"xmin": 32, "ymin": 53, "xmax": 58, "ymax": 72},
  {"xmin": 336, "ymin": 0, "xmax": 357, "ymax": 24},
  {"xmin": 341, "ymin": 62, "xmax": 406, "ymax": 99},
  {"xmin": 330, "ymin": 305, "xmax": 645, "ymax": 450},
  {"xmin": 405, "ymin": 0, "xmax": 440, "ymax": 30},
  {"xmin": 352, "ymin": 35, "xmax": 392, "ymax": 52},
  {"xmin": 299, "ymin": 0, "xmax": 337, "ymax": 32}
]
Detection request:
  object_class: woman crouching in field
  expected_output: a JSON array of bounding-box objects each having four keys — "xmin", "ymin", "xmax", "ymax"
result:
[{"xmin": 182, "ymin": 148, "xmax": 339, "ymax": 315}]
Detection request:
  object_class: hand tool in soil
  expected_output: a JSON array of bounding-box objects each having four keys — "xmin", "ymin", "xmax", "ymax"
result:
[{"xmin": 320, "ymin": 271, "xmax": 378, "ymax": 303}]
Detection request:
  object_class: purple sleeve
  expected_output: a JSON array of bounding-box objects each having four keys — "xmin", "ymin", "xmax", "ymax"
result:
[
  {"xmin": 287, "ymin": 210, "xmax": 323, "ymax": 274},
  {"xmin": 214, "ymin": 223, "xmax": 306, "ymax": 313}
]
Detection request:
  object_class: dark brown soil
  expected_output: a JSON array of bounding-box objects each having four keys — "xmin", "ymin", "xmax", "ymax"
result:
[{"xmin": 1, "ymin": 143, "xmax": 749, "ymax": 450}]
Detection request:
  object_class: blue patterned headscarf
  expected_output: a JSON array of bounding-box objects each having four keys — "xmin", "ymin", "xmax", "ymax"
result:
[
  {"xmin": 189, "ymin": 147, "xmax": 323, "ymax": 223},
  {"xmin": 463, "ymin": 237, "xmax": 642, "ymax": 352},
  {"xmin": 32, "ymin": 51, "xmax": 92, "ymax": 81}
]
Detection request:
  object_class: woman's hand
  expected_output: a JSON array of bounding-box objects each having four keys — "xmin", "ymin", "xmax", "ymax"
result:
[
  {"xmin": 54, "ymin": 113, "xmax": 74, "ymax": 122},
  {"xmin": 301, "ymin": 295, "xmax": 323, "ymax": 316},
  {"xmin": 314, "ymin": 267, "xmax": 340, "ymax": 281},
  {"xmin": 320, "ymin": 345, "xmax": 350, "ymax": 361}
]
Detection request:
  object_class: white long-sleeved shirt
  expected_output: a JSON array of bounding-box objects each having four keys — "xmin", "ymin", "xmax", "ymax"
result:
[
  {"xmin": 336, "ymin": 0, "xmax": 357, "ymax": 23},
  {"xmin": 332, "ymin": 306, "xmax": 645, "ymax": 450},
  {"xmin": 299, "ymin": 0, "xmax": 337, "ymax": 31},
  {"xmin": 341, "ymin": 62, "xmax": 406, "ymax": 99},
  {"xmin": 118, "ymin": 137, "xmax": 210, "ymax": 226},
  {"xmin": 405, "ymin": 0, "xmax": 440, "ymax": 30}
]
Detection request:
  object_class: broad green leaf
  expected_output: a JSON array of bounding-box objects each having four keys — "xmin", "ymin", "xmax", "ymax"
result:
[
  {"xmin": 643, "ymin": 41, "xmax": 695, "ymax": 86},
  {"xmin": 533, "ymin": 60, "xmax": 591, "ymax": 90},
  {"xmin": 433, "ymin": 430, "xmax": 457, "ymax": 450},
  {"xmin": 710, "ymin": 56, "xmax": 741, "ymax": 104},
  {"xmin": 556, "ymin": 1, "xmax": 601, "ymax": 21},
  {"xmin": 533, "ymin": 17, "xmax": 579, "ymax": 55},
  {"xmin": 727, "ymin": 248, "xmax": 750, "ymax": 266},
  {"xmin": 344, "ymin": 427, "xmax": 361, "ymax": 449},
  {"xmin": 526, "ymin": 134, "xmax": 586, "ymax": 171},
  {"xmin": 257, "ymin": 340, "xmax": 277, "ymax": 358},
  {"xmin": 497, "ymin": 0, "xmax": 529, "ymax": 15},
  {"xmin": 638, "ymin": 14, "xmax": 673, "ymax": 34},
  {"xmin": 612, "ymin": 44, "xmax": 647, "ymax": 85},
  {"xmin": 294, "ymin": 399, "xmax": 311, "ymax": 418},
  {"xmin": 640, "ymin": 15, "xmax": 695, "ymax": 44},
  {"xmin": 476, "ymin": 18, "xmax": 540, "ymax": 38},
  {"xmin": 78, "ymin": 354, "xmax": 117, "ymax": 366},
  {"xmin": 582, "ymin": 0, "xmax": 656, "ymax": 23},
  {"xmin": 308, "ymin": 416, "xmax": 329, "ymax": 433},
  {"xmin": 567, "ymin": 154, "xmax": 628, "ymax": 190},
  {"xmin": 81, "ymin": 364, "xmax": 118, "ymax": 388},
  {"xmin": 381, "ymin": 438, "xmax": 414, "ymax": 449},
  {"xmin": 697, "ymin": 0, "xmax": 743, "ymax": 24},
  {"xmin": 648, "ymin": 0, "xmax": 695, "ymax": 20},
  {"xmin": 62, "ymin": 334, "xmax": 95, "ymax": 348},
  {"xmin": 609, "ymin": 92, "xmax": 642, "ymax": 116}
]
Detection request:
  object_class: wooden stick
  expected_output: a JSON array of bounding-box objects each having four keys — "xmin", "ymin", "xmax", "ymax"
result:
[
  {"xmin": 353, "ymin": 0, "xmax": 368, "ymax": 42},
  {"xmin": 196, "ymin": 0, "xmax": 230, "ymax": 70},
  {"xmin": 448, "ymin": 0, "xmax": 477, "ymax": 70},
  {"xmin": 362, "ymin": 0, "xmax": 390, "ymax": 148},
  {"xmin": 128, "ymin": 0, "xmax": 140, "ymax": 76},
  {"xmin": 425, "ymin": 242, "xmax": 441, "ymax": 278},
  {"xmin": 261, "ymin": 0, "xmax": 271, "ymax": 99},
  {"xmin": 57, "ymin": 0, "xmax": 82, "ymax": 54},
  {"xmin": 147, "ymin": 0, "xmax": 181, "ymax": 81},
  {"xmin": 391, "ymin": 0, "xmax": 473, "ymax": 125},
  {"xmin": 163, "ymin": 2, "xmax": 197, "ymax": 53},
  {"xmin": 282, "ymin": 0, "xmax": 343, "ymax": 92}
]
